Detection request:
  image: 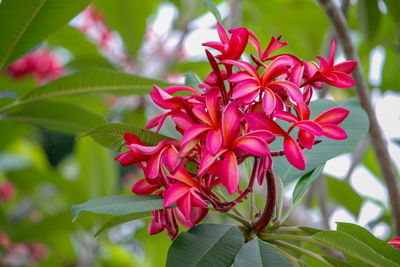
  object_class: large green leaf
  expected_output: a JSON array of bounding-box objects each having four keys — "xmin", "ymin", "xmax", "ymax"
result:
[
  {"xmin": 0, "ymin": 0, "xmax": 91, "ymax": 71},
  {"xmin": 83, "ymin": 123, "xmax": 173, "ymax": 152},
  {"xmin": 167, "ymin": 224, "xmax": 244, "ymax": 267},
  {"xmin": 2, "ymin": 100, "xmax": 105, "ymax": 134},
  {"xmin": 93, "ymin": 0, "xmax": 158, "ymax": 56},
  {"xmin": 312, "ymin": 230, "xmax": 399, "ymax": 266},
  {"xmin": 233, "ymin": 239, "xmax": 292, "ymax": 267},
  {"xmin": 327, "ymin": 177, "xmax": 363, "ymax": 218},
  {"xmin": 72, "ymin": 195, "xmax": 168, "ymax": 221},
  {"xmin": 336, "ymin": 222, "xmax": 400, "ymax": 264},
  {"xmin": 273, "ymin": 99, "xmax": 369, "ymax": 183},
  {"xmin": 94, "ymin": 211, "xmax": 152, "ymax": 237},
  {"xmin": 76, "ymin": 138, "xmax": 117, "ymax": 198},
  {"xmin": 0, "ymin": 69, "xmax": 169, "ymax": 113}
]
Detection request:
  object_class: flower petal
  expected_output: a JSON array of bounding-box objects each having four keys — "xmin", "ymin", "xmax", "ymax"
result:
[
  {"xmin": 206, "ymin": 128, "xmax": 223, "ymax": 155},
  {"xmin": 298, "ymin": 128, "xmax": 315, "ymax": 149},
  {"xmin": 164, "ymin": 183, "xmax": 190, "ymax": 208},
  {"xmin": 131, "ymin": 179, "xmax": 159, "ymax": 195},
  {"xmin": 168, "ymin": 166, "xmax": 199, "ymax": 188},
  {"xmin": 233, "ymin": 136, "xmax": 270, "ymax": 157},
  {"xmin": 221, "ymin": 151, "xmax": 239, "ymax": 195},
  {"xmin": 284, "ymin": 135, "xmax": 306, "ymax": 170},
  {"xmin": 292, "ymin": 120, "xmax": 323, "ymax": 136},
  {"xmin": 268, "ymin": 80, "xmax": 303, "ymax": 104},
  {"xmin": 322, "ymin": 71, "xmax": 355, "ymax": 88},
  {"xmin": 181, "ymin": 124, "xmax": 210, "ymax": 151},
  {"xmin": 261, "ymin": 36, "xmax": 288, "ymax": 60},
  {"xmin": 321, "ymin": 124, "xmax": 347, "ymax": 140},
  {"xmin": 228, "ymin": 71, "xmax": 255, "ymax": 83},
  {"xmin": 314, "ymin": 107, "xmax": 349, "ymax": 125},
  {"xmin": 330, "ymin": 60, "xmax": 357, "ymax": 73},
  {"xmin": 177, "ymin": 194, "xmax": 192, "ymax": 219},
  {"xmin": 221, "ymin": 102, "xmax": 241, "ymax": 145},
  {"xmin": 262, "ymin": 88, "xmax": 276, "ymax": 115},
  {"xmin": 273, "ymin": 110, "xmax": 298, "ymax": 123},
  {"xmin": 244, "ymin": 129, "xmax": 276, "ymax": 144},
  {"xmin": 189, "ymin": 189, "xmax": 208, "ymax": 207},
  {"xmin": 231, "ymin": 80, "xmax": 260, "ymax": 100},
  {"xmin": 245, "ymin": 112, "xmax": 286, "ymax": 136},
  {"xmin": 261, "ymin": 55, "xmax": 293, "ymax": 83},
  {"xmin": 328, "ymin": 40, "xmax": 336, "ymax": 67}
]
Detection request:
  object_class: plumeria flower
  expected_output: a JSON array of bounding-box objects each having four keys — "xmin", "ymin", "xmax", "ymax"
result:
[
  {"xmin": 388, "ymin": 237, "xmax": 400, "ymax": 249},
  {"xmin": 303, "ymin": 40, "xmax": 357, "ymax": 88}
]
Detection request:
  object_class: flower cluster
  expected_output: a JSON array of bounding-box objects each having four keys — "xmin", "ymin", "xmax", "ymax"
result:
[
  {"xmin": 6, "ymin": 48, "xmax": 65, "ymax": 84},
  {"xmin": 115, "ymin": 23, "xmax": 356, "ymax": 239}
]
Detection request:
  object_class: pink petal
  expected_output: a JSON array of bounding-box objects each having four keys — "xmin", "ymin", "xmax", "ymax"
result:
[
  {"xmin": 149, "ymin": 215, "xmax": 163, "ymax": 235},
  {"xmin": 227, "ymin": 27, "xmax": 249, "ymax": 60},
  {"xmin": 189, "ymin": 189, "xmax": 208, "ymax": 207},
  {"xmin": 124, "ymin": 133, "xmax": 144, "ymax": 146},
  {"xmin": 328, "ymin": 40, "xmax": 336, "ymax": 67},
  {"xmin": 232, "ymin": 136, "xmax": 270, "ymax": 157},
  {"xmin": 221, "ymin": 151, "xmax": 239, "ymax": 195},
  {"xmin": 244, "ymin": 130, "xmax": 276, "ymax": 144},
  {"xmin": 273, "ymin": 111, "xmax": 299, "ymax": 123},
  {"xmin": 388, "ymin": 237, "xmax": 400, "ymax": 246},
  {"xmin": 248, "ymin": 29, "xmax": 262, "ymax": 57},
  {"xmin": 261, "ymin": 36, "xmax": 288, "ymax": 60},
  {"xmin": 115, "ymin": 151, "xmax": 139, "ymax": 167},
  {"xmin": 317, "ymin": 56, "xmax": 329, "ymax": 73},
  {"xmin": 298, "ymin": 128, "xmax": 315, "ymax": 149},
  {"xmin": 177, "ymin": 194, "xmax": 192, "ymax": 219},
  {"xmin": 321, "ymin": 124, "xmax": 347, "ymax": 140},
  {"xmin": 261, "ymin": 55, "xmax": 293, "ymax": 83},
  {"xmin": 330, "ymin": 60, "xmax": 357, "ymax": 73},
  {"xmin": 181, "ymin": 124, "xmax": 210, "ymax": 150},
  {"xmin": 292, "ymin": 120, "xmax": 323, "ymax": 136},
  {"xmin": 220, "ymin": 60, "xmax": 259, "ymax": 80},
  {"xmin": 284, "ymin": 135, "xmax": 306, "ymax": 170},
  {"xmin": 314, "ymin": 107, "xmax": 349, "ymax": 125},
  {"xmin": 268, "ymin": 80, "xmax": 304, "ymax": 104},
  {"xmin": 145, "ymin": 148, "xmax": 166, "ymax": 178},
  {"xmin": 216, "ymin": 22, "xmax": 229, "ymax": 44},
  {"xmin": 171, "ymin": 113, "xmax": 196, "ymax": 132},
  {"xmin": 163, "ymin": 146, "xmax": 180, "ymax": 172},
  {"xmin": 198, "ymin": 148, "xmax": 227, "ymax": 176},
  {"xmin": 191, "ymin": 207, "xmax": 208, "ymax": 224},
  {"xmin": 205, "ymin": 88, "xmax": 220, "ymax": 126},
  {"xmin": 257, "ymin": 161, "xmax": 266, "ymax": 185},
  {"xmin": 322, "ymin": 72, "xmax": 355, "ymax": 88},
  {"xmin": 174, "ymin": 208, "xmax": 194, "ymax": 228},
  {"xmin": 168, "ymin": 166, "xmax": 198, "ymax": 188},
  {"xmin": 289, "ymin": 63, "xmax": 304, "ymax": 86},
  {"xmin": 192, "ymin": 105, "xmax": 213, "ymax": 126},
  {"xmin": 165, "ymin": 85, "xmax": 201, "ymax": 96},
  {"xmin": 206, "ymin": 128, "xmax": 222, "ymax": 155},
  {"xmin": 228, "ymin": 71, "xmax": 255, "ymax": 83},
  {"xmin": 231, "ymin": 80, "xmax": 260, "ymax": 100},
  {"xmin": 164, "ymin": 183, "xmax": 190, "ymax": 208},
  {"xmin": 245, "ymin": 112, "xmax": 286, "ymax": 136},
  {"xmin": 262, "ymin": 88, "xmax": 276, "ymax": 115},
  {"xmin": 202, "ymin": 41, "xmax": 225, "ymax": 53},
  {"xmin": 221, "ymin": 102, "xmax": 241, "ymax": 145},
  {"xmin": 239, "ymin": 88, "xmax": 259, "ymax": 103},
  {"xmin": 131, "ymin": 179, "xmax": 159, "ymax": 195}
]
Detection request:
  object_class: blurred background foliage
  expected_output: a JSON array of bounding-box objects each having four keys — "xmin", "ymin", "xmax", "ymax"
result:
[{"xmin": 0, "ymin": 0, "xmax": 399, "ymax": 266}]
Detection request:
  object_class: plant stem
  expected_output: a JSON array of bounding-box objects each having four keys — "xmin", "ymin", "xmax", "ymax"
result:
[
  {"xmin": 319, "ymin": 0, "xmax": 400, "ymax": 235},
  {"xmin": 253, "ymin": 170, "xmax": 277, "ymax": 232},
  {"xmin": 224, "ymin": 210, "xmax": 252, "ymax": 229},
  {"xmin": 266, "ymin": 242, "xmax": 305, "ymax": 266},
  {"xmin": 271, "ymin": 240, "xmax": 333, "ymax": 267}
]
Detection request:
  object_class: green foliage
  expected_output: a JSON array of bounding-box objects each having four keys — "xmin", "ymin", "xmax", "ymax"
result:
[
  {"xmin": 233, "ymin": 239, "xmax": 292, "ymax": 267},
  {"xmin": 0, "ymin": 0, "xmax": 91, "ymax": 71},
  {"xmin": 167, "ymin": 224, "xmax": 244, "ymax": 267},
  {"xmin": 357, "ymin": 0, "xmax": 381, "ymax": 43},
  {"xmin": 82, "ymin": 123, "xmax": 173, "ymax": 152},
  {"xmin": 292, "ymin": 164, "xmax": 325, "ymax": 204},
  {"xmin": 273, "ymin": 99, "xmax": 369, "ymax": 183},
  {"xmin": 72, "ymin": 195, "xmax": 169, "ymax": 221},
  {"xmin": 203, "ymin": 0, "xmax": 222, "ymax": 23}
]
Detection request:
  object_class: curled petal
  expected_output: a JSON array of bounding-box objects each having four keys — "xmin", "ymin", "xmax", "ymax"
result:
[
  {"xmin": 298, "ymin": 128, "xmax": 315, "ymax": 149},
  {"xmin": 205, "ymin": 88, "xmax": 220, "ymax": 126},
  {"xmin": 202, "ymin": 41, "xmax": 225, "ymax": 52},
  {"xmin": 289, "ymin": 63, "xmax": 304, "ymax": 86},
  {"xmin": 171, "ymin": 113, "xmax": 196, "ymax": 132},
  {"xmin": 330, "ymin": 60, "xmax": 357, "ymax": 73},
  {"xmin": 115, "ymin": 151, "xmax": 141, "ymax": 167},
  {"xmin": 261, "ymin": 55, "xmax": 293, "ymax": 83},
  {"xmin": 284, "ymin": 135, "xmax": 306, "ymax": 170},
  {"xmin": 261, "ymin": 36, "xmax": 288, "ymax": 60},
  {"xmin": 314, "ymin": 107, "xmax": 349, "ymax": 125},
  {"xmin": 262, "ymin": 88, "xmax": 276, "ymax": 115},
  {"xmin": 321, "ymin": 71, "xmax": 355, "ymax": 88},
  {"xmin": 163, "ymin": 146, "xmax": 180, "ymax": 172},
  {"xmin": 317, "ymin": 56, "xmax": 329, "ymax": 73},
  {"xmin": 124, "ymin": 133, "xmax": 144, "ymax": 146},
  {"xmin": 231, "ymin": 80, "xmax": 260, "ymax": 100},
  {"xmin": 233, "ymin": 136, "xmax": 270, "ymax": 157},
  {"xmin": 221, "ymin": 151, "xmax": 239, "ymax": 195},
  {"xmin": 165, "ymin": 85, "xmax": 201, "ymax": 96},
  {"xmin": 291, "ymin": 120, "xmax": 323, "ymax": 136},
  {"xmin": 177, "ymin": 194, "xmax": 191, "ymax": 219},
  {"xmin": 216, "ymin": 22, "xmax": 229, "ymax": 44},
  {"xmin": 131, "ymin": 179, "xmax": 159, "ymax": 195},
  {"xmin": 228, "ymin": 71, "xmax": 255, "ymax": 83},
  {"xmin": 268, "ymin": 80, "xmax": 303, "ymax": 104},
  {"xmin": 198, "ymin": 148, "xmax": 227, "ymax": 176},
  {"xmin": 206, "ymin": 128, "xmax": 223, "ymax": 155},
  {"xmin": 244, "ymin": 130, "xmax": 276, "ymax": 144},
  {"xmin": 273, "ymin": 111, "xmax": 298, "ymax": 123},
  {"xmin": 221, "ymin": 60, "xmax": 259, "ymax": 80},
  {"xmin": 149, "ymin": 214, "xmax": 163, "ymax": 235},
  {"xmin": 321, "ymin": 124, "xmax": 347, "ymax": 140},
  {"xmin": 181, "ymin": 124, "xmax": 210, "ymax": 151},
  {"xmin": 328, "ymin": 40, "xmax": 336, "ymax": 67},
  {"xmin": 168, "ymin": 166, "xmax": 199, "ymax": 188},
  {"xmin": 222, "ymin": 102, "xmax": 241, "ymax": 145},
  {"xmin": 174, "ymin": 208, "xmax": 194, "ymax": 228},
  {"xmin": 193, "ymin": 105, "xmax": 214, "ymax": 126},
  {"xmin": 189, "ymin": 189, "xmax": 208, "ymax": 207}
]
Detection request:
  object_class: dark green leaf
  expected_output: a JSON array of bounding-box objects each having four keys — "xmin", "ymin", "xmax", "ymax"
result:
[
  {"xmin": 327, "ymin": 177, "xmax": 363, "ymax": 217},
  {"xmin": 94, "ymin": 211, "xmax": 152, "ymax": 237},
  {"xmin": 233, "ymin": 239, "xmax": 292, "ymax": 267},
  {"xmin": 273, "ymin": 99, "xmax": 369, "ymax": 183},
  {"xmin": 3, "ymin": 100, "xmax": 105, "ymax": 134},
  {"xmin": 298, "ymin": 226, "xmax": 323, "ymax": 235},
  {"xmin": 292, "ymin": 164, "xmax": 325, "ymax": 204},
  {"xmin": 0, "ymin": 0, "xmax": 91, "ymax": 70},
  {"xmin": 204, "ymin": 0, "xmax": 222, "ymax": 23},
  {"xmin": 312, "ymin": 230, "xmax": 399, "ymax": 266},
  {"xmin": 336, "ymin": 222, "xmax": 400, "ymax": 264},
  {"xmin": 82, "ymin": 123, "xmax": 173, "ymax": 152},
  {"xmin": 323, "ymin": 256, "xmax": 352, "ymax": 267},
  {"xmin": 72, "ymin": 195, "xmax": 169, "ymax": 221},
  {"xmin": 357, "ymin": 0, "xmax": 381, "ymax": 42},
  {"xmin": 0, "ymin": 69, "xmax": 169, "ymax": 113},
  {"xmin": 167, "ymin": 224, "xmax": 244, "ymax": 267}
]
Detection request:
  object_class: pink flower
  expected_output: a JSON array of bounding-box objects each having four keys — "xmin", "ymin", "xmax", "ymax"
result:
[
  {"xmin": 388, "ymin": 237, "xmax": 400, "ymax": 249},
  {"xmin": 0, "ymin": 180, "xmax": 15, "ymax": 202}
]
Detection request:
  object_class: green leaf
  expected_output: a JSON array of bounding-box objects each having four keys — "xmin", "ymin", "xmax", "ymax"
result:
[
  {"xmin": 185, "ymin": 71, "xmax": 203, "ymax": 89},
  {"xmin": 298, "ymin": 226, "xmax": 323, "ymax": 235},
  {"xmin": 2, "ymin": 100, "xmax": 105, "ymax": 134},
  {"xmin": 167, "ymin": 224, "xmax": 244, "ymax": 267},
  {"xmin": 0, "ymin": 69, "xmax": 169, "ymax": 113},
  {"xmin": 82, "ymin": 123, "xmax": 173, "ymax": 152},
  {"xmin": 94, "ymin": 211, "xmax": 152, "ymax": 237},
  {"xmin": 357, "ymin": 0, "xmax": 381, "ymax": 43},
  {"xmin": 72, "ymin": 195, "xmax": 169, "ymax": 222},
  {"xmin": 336, "ymin": 222, "xmax": 400, "ymax": 264},
  {"xmin": 93, "ymin": 0, "xmax": 158, "ymax": 56},
  {"xmin": 204, "ymin": 0, "xmax": 222, "ymax": 23},
  {"xmin": 273, "ymin": 99, "xmax": 369, "ymax": 183},
  {"xmin": 312, "ymin": 230, "xmax": 399, "ymax": 266},
  {"xmin": 233, "ymin": 239, "xmax": 292, "ymax": 267},
  {"xmin": 322, "ymin": 256, "xmax": 352, "ymax": 267},
  {"xmin": 76, "ymin": 138, "xmax": 117, "ymax": 198},
  {"xmin": 292, "ymin": 164, "xmax": 325, "ymax": 204},
  {"xmin": 386, "ymin": 0, "xmax": 400, "ymax": 23},
  {"xmin": 0, "ymin": 0, "xmax": 91, "ymax": 71},
  {"xmin": 327, "ymin": 177, "xmax": 363, "ymax": 218}
]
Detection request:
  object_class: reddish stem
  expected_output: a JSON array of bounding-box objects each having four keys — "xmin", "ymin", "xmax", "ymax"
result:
[
  {"xmin": 252, "ymin": 170, "xmax": 277, "ymax": 232},
  {"xmin": 205, "ymin": 50, "xmax": 229, "ymax": 105}
]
